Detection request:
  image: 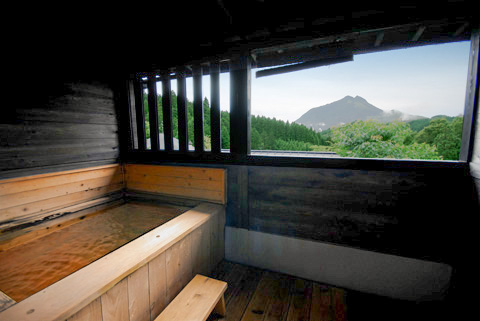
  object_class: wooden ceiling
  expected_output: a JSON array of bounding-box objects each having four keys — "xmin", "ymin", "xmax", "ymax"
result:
[{"xmin": 21, "ymin": 0, "xmax": 478, "ymax": 77}]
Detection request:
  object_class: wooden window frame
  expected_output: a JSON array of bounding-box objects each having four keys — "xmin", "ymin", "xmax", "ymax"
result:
[{"xmin": 121, "ymin": 33, "xmax": 479, "ymax": 171}]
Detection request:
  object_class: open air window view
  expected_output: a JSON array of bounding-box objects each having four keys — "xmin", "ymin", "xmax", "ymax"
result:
[{"xmin": 251, "ymin": 41, "xmax": 471, "ymax": 160}]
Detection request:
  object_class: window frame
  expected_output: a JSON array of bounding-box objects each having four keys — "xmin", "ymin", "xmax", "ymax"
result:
[{"xmin": 121, "ymin": 31, "xmax": 479, "ymax": 172}]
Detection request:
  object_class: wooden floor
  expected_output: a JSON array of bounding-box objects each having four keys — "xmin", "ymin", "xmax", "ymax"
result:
[
  {"xmin": 207, "ymin": 260, "xmax": 346, "ymax": 321},
  {"xmin": 207, "ymin": 260, "xmax": 452, "ymax": 321}
]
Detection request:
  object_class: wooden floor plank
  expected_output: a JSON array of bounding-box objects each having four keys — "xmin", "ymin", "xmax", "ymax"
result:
[
  {"xmin": 224, "ymin": 266, "xmax": 263, "ymax": 321},
  {"xmin": 263, "ymin": 273, "xmax": 292, "ymax": 321},
  {"xmin": 310, "ymin": 284, "xmax": 332, "ymax": 321},
  {"xmin": 286, "ymin": 279, "xmax": 313, "ymax": 321},
  {"xmin": 241, "ymin": 271, "xmax": 279, "ymax": 321},
  {"xmin": 331, "ymin": 288, "xmax": 347, "ymax": 321}
]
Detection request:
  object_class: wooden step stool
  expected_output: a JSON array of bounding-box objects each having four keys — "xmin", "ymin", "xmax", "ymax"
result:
[{"xmin": 155, "ymin": 274, "xmax": 227, "ymax": 321}]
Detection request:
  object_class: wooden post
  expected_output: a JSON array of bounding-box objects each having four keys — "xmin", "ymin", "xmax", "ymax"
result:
[
  {"xmin": 210, "ymin": 62, "xmax": 221, "ymax": 153},
  {"xmin": 230, "ymin": 56, "xmax": 251, "ymax": 155},
  {"xmin": 177, "ymin": 67, "xmax": 188, "ymax": 152},
  {"xmin": 147, "ymin": 76, "xmax": 160, "ymax": 151},
  {"xmin": 162, "ymin": 72, "xmax": 173, "ymax": 151},
  {"xmin": 133, "ymin": 78, "xmax": 146, "ymax": 151},
  {"xmin": 193, "ymin": 65, "xmax": 204, "ymax": 153},
  {"xmin": 460, "ymin": 31, "xmax": 479, "ymax": 161}
]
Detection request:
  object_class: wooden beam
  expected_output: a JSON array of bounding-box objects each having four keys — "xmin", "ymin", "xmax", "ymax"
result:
[
  {"xmin": 193, "ymin": 65, "xmax": 204, "ymax": 152},
  {"xmin": 210, "ymin": 62, "xmax": 221, "ymax": 153},
  {"xmin": 460, "ymin": 31, "xmax": 480, "ymax": 161},
  {"xmin": 230, "ymin": 56, "xmax": 251, "ymax": 155},
  {"xmin": 255, "ymin": 55, "xmax": 353, "ymax": 78},
  {"xmin": 411, "ymin": 26, "xmax": 426, "ymax": 42},
  {"xmin": 162, "ymin": 73, "xmax": 173, "ymax": 151},
  {"xmin": 133, "ymin": 79, "xmax": 146, "ymax": 150},
  {"xmin": 374, "ymin": 32, "xmax": 384, "ymax": 47},
  {"xmin": 176, "ymin": 67, "xmax": 189, "ymax": 152},
  {"xmin": 147, "ymin": 76, "xmax": 160, "ymax": 151}
]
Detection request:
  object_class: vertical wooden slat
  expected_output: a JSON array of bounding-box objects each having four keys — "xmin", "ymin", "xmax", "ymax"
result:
[
  {"xmin": 177, "ymin": 67, "xmax": 188, "ymax": 152},
  {"xmin": 460, "ymin": 31, "xmax": 479, "ymax": 161},
  {"xmin": 147, "ymin": 76, "xmax": 160, "ymax": 151},
  {"xmin": 193, "ymin": 65, "xmax": 204, "ymax": 152},
  {"xmin": 127, "ymin": 79, "xmax": 139, "ymax": 150},
  {"xmin": 133, "ymin": 78, "xmax": 146, "ymax": 150},
  {"xmin": 210, "ymin": 62, "xmax": 221, "ymax": 153},
  {"xmin": 166, "ymin": 235, "xmax": 193, "ymax": 304},
  {"xmin": 162, "ymin": 72, "xmax": 173, "ymax": 151},
  {"xmin": 101, "ymin": 278, "xmax": 129, "ymax": 321},
  {"xmin": 149, "ymin": 252, "xmax": 167, "ymax": 320},
  {"xmin": 128, "ymin": 265, "xmax": 150, "ymax": 321},
  {"xmin": 230, "ymin": 56, "xmax": 251, "ymax": 155}
]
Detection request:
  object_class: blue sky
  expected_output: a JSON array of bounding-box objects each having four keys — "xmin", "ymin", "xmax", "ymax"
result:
[{"xmin": 168, "ymin": 40, "xmax": 471, "ymax": 122}]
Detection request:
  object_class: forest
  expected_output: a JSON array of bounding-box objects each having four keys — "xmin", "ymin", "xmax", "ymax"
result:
[{"xmin": 144, "ymin": 91, "xmax": 463, "ymax": 160}]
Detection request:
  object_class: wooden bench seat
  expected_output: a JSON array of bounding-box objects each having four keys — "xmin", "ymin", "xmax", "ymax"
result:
[{"xmin": 155, "ymin": 274, "xmax": 227, "ymax": 321}]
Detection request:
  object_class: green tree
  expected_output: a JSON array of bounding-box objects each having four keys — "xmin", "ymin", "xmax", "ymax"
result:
[{"xmin": 331, "ymin": 120, "xmax": 441, "ymax": 159}]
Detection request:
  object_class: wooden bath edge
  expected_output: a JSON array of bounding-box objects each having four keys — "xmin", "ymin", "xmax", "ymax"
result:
[{"xmin": 0, "ymin": 202, "xmax": 225, "ymax": 321}]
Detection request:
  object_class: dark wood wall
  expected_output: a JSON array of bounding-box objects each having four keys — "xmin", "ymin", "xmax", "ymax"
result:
[
  {"xmin": 225, "ymin": 164, "xmax": 475, "ymax": 265},
  {"xmin": 0, "ymin": 80, "xmax": 120, "ymax": 179}
]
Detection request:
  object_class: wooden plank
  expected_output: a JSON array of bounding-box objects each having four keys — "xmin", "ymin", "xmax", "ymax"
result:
[
  {"xmin": 0, "ymin": 183, "xmax": 123, "ymax": 225},
  {"xmin": 331, "ymin": 288, "xmax": 347, "ymax": 321},
  {"xmin": 286, "ymin": 279, "xmax": 313, "ymax": 321},
  {"xmin": 263, "ymin": 273, "xmax": 292, "ymax": 321},
  {"xmin": 134, "ymin": 78, "xmax": 147, "ymax": 150},
  {"xmin": 310, "ymin": 284, "xmax": 333, "ymax": 321},
  {"xmin": 241, "ymin": 271, "xmax": 278, "ymax": 321},
  {"xmin": 0, "ymin": 203, "xmax": 223, "ymax": 321},
  {"xmin": 225, "ymin": 266, "xmax": 263, "ymax": 321},
  {"xmin": 0, "ymin": 291, "xmax": 15, "ymax": 313},
  {"xmin": 127, "ymin": 182, "xmax": 224, "ymax": 204},
  {"xmin": 125, "ymin": 164, "xmax": 225, "ymax": 181},
  {"xmin": 0, "ymin": 165, "xmax": 121, "ymax": 197},
  {"xmin": 66, "ymin": 298, "xmax": 102, "ymax": 321},
  {"xmin": 193, "ymin": 65, "xmax": 204, "ymax": 152},
  {"xmin": 229, "ymin": 56, "xmax": 251, "ymax": 155},
  {"xmin": 166, "ymin": 235, "xmax": 193, "ymax": 304},
  {"xmin": 126, "ymin": 172, "xmax": 224, "ymax": 191},
  {"xmin": 147, "ymin": 76, "xmax": 160, "ymax": 151},
  {"xmin": 155, "ymin": 274, "xmax": 227, "ymax": 321},
  {"xmin": 149, "ymin": 252, "xmax": 167, "ymax": 320},
  {"xmin": 176, "ymin": 67, "xmax": 188, "ymax": 152},
  {"xmin": 101, "ymin": 278, "xmax": 129, "ymax": 321},
  {"xmin": 0, "ymin": 174, "xmax": 123, "ymax": 210},
  {"xmin": 128, "ymin": 264, "xmax": 150, "ymax": 321},
  {"xmin": 162, "ymin": 73, "xmax": 173, "ymax": 151},
  {"xmin": 210, "ymin": 62, "xmax": 221, "ymax": 153}
]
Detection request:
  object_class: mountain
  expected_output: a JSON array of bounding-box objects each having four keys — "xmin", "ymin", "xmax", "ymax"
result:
[{"xmin": 294, "ymin": 96, "xmax": 426, "ymax": 131}]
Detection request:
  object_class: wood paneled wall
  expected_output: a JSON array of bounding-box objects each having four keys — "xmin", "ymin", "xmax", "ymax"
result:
[
  {"xmin": 225, "ymin": 164, "xmax": 474, "ymax": 264},
  {"xmin": 0, "ymin": 80, "xmax": 120, "ymax": 177},
  {"xmin": 125, "ymin": 164, "xmax": 226, "ymax": 204}
]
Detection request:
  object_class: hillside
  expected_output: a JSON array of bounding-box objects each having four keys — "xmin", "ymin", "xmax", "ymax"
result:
[{"xmin": 295, "ymin": 96, "xmax": 425, "ymax": 131}]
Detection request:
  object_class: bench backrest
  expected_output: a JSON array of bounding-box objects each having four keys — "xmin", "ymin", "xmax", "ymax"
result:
[{"xmin": 124, "ymin": 164, "xmax": 226, "ymax": 205}]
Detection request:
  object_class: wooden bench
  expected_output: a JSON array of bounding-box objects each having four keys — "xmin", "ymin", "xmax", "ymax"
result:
[{"xmin": 155, "ymin": 274, "xmax": 227, "ymax": 321}]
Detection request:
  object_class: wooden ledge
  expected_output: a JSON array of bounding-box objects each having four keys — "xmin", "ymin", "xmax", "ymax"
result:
[{"xmin": 0, "ymin": 203, "xmax": 224, "ymax": 321}]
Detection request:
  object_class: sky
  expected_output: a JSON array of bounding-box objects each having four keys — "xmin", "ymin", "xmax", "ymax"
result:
[{"xmin": 166, "ymin": 40, "xmax": 471, "ymax": 122}]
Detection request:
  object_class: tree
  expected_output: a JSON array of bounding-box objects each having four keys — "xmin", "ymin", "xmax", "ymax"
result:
[{"xmin": 331, "ymin": 120, "xmax": 441, "ymax": 159}]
